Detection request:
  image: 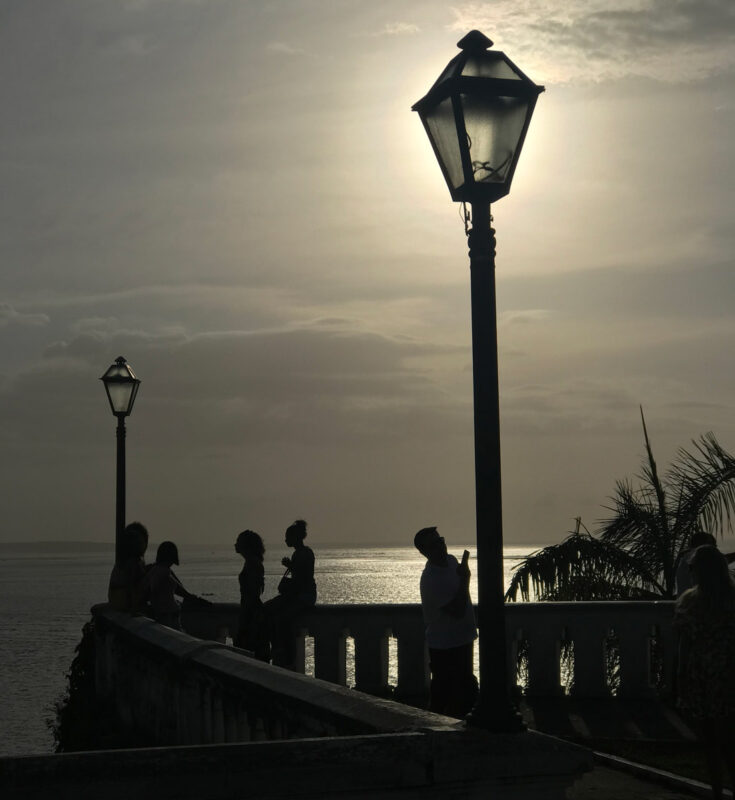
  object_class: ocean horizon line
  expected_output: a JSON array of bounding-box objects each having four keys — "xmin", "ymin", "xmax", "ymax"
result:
[{"xmin": 0, "ymin": 539, "xmax": 545, "ymax": 553}]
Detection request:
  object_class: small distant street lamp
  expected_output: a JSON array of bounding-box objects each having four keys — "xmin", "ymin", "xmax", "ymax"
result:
[
  {"xmin": 412, "ymin": 31, "xmax": 544, "ymax": 731},
  {"xmin": 101, "ymin": 356, "xmax": 141, "ymax": 563}
]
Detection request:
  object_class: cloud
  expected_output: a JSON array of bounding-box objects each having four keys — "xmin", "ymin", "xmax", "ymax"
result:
[
  {"xmin": 0, "ymin": 303, "xmax": 49, "ymax": 328},
  {"xmin": 499, "ymin": 309, "xmax": 552, "ymax": 326},
  {"xmin": 265, "ymin": 41, "xmax": 312, "ymax": 57},
  {"xmin": 372, "ymin": 22, "xmax": 421, "ymax": 36},
  {"xmin": 1, "ymin": 322, "xmax": 467, "ymax": 448},
  {"xmin": 448, "ymin": 0, "xmax": 735, "ymax": 83}
]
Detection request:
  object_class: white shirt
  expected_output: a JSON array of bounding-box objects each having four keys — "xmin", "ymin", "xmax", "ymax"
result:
[{"xmin": 419, "ymin": 554, "xmax": 477, "ymax": 649}]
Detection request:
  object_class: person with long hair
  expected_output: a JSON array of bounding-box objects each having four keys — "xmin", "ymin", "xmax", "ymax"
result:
[
  {"xmin": 146, "ymin": 541, "xmax": 203, "ymax": 631},
  {"xmin": 234, "ymin": 530, "xmax": 269, "ymax": 660},
  {"xmin": 265, "ymin": 519, "xmax": 317, "ymax": 667},
  {"xmin": 675, "ymin": 545, "xmax": 735, "ymax": 799}
]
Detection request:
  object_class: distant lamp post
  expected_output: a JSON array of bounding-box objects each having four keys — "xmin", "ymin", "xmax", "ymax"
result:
[
  {"xmin": 413, "ymin": 31, "xmax": 543, "ymax": 731},
  {"xmin": 101, "ymin": 356, "xmax": 141, "ymax": 563}
]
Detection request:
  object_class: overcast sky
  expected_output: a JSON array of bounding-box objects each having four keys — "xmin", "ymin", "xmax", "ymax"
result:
[{"xmin": 1, "ymin": 0, "xmax": 734, "ymax": 551}]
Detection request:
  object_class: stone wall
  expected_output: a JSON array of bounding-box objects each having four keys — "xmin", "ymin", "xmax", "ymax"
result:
[{"xmin": 0, "ymin": 604, "xmax": 591, "ymax": 799}]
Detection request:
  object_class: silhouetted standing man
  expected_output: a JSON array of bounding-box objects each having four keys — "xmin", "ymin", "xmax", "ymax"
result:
[{"xmin": 414, "ymin": 527, "xmax": 478, "ymax": 718}]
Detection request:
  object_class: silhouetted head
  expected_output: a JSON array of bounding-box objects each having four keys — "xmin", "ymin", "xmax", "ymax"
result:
[
  {"xmin": 124, "ymin": 521, "xmax": 149, "ymax": 557},
  {"xmin": 689, "ymin": 530, "xmax": 716, "ymax": 549},
  {"xmin": 235, "ymin": 530, "xmax": 264, "ymax": 560},
  {"xmin": 285, "ymin": 519, "xmax": 307, "ymax": 547},
  {"xmin": 690, "ymin": 545, "xmax": 730, "ymax": 590},
  {"xmin": 414, "ymin": 527, "xmax": 447, "ymax": 564},
  {"xmin": 156, "ymin": 540, "xmax": 179, "ymax": 566}
]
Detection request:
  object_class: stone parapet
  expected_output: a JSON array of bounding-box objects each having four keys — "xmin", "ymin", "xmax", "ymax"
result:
[{"xmin": 182, "ymin": 600, "xmax": 676, "ymax": 699}]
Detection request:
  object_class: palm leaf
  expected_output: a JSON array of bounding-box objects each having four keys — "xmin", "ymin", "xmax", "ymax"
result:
[
  {"xmin": 667, "ymin": 432, "xmax": 735, "ymax": 538},
  {"xmin": 598, "ymin": 480, "xmax": 669, "ymax": 594},
  {"xmin": 505, "ymin": 527, "xmax": 660, "ymax": 602}
]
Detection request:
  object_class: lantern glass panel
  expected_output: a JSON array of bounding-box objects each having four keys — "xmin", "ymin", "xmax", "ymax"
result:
[
  {"xmin": 461, "ymin": 55, "xmax": 522, "ymax": 80},
  {"xmin": 461, "ymin": 94, "xmax": 528, "ymax": 184},
  {"xmin": 106, "ymin": 381, "xmax": 138, "ymax": 415},
  {"xmin": 425, "ymin": 96, "xmax": 465, "ymax": 190}
]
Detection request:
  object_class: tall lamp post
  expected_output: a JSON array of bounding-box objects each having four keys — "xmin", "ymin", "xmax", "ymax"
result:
[
  {"xmin": 412, "ymin": 31, "xmax": 544, "ymax": 731},
  {"xmin": 101, "ymin": 356, "xmax": 141, "ymax": 563}
]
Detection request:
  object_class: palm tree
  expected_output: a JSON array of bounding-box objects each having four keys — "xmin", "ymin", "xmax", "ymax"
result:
[{"xmin": 506, "ymin": 409, "xmax": 735, "ymax": 601}]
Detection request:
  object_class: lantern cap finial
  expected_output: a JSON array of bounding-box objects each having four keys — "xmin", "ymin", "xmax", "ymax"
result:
[{"xmin": 457, "ymin": 30, "xmax": 493, "ymax": 52}]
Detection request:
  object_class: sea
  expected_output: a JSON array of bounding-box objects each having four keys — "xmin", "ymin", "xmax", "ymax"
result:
[{"xmin": 0, "ymin": 543, "xmax": 534, "ymax": 758}]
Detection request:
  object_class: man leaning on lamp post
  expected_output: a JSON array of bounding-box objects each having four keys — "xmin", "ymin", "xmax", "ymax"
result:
[{"xmin": 414, "ymin": 527, "xmax": 478, "ymax": 718}]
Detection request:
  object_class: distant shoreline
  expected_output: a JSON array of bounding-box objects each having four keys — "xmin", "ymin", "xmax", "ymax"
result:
[
  {"xmin": 0, "ymin": 541, "xmax": 113, "ymax": 552},
  {"xmin": 0, "ymin": 540, "xmax": 545, "ymax": 553}
]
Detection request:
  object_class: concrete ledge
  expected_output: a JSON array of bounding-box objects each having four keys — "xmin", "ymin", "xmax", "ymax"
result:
[
  {"xmin": 0, "ymin": 729, "xmax": 591, "ymax": 800},
  {"xmin": 594, "ymin": 751, "xmax": 733, "ymax": 799}
]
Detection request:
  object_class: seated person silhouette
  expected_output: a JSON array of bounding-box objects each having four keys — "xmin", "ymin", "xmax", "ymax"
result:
[
  {"xmin": 107, "ymin": 521, "xmax": 149, "ymax": 613},
  {"xmin": 146, "ymin": 541, "xmax": 205, "ymax": 631},
  {"xmin": 264, "ymin": 519, "xmax": 316, "ymax": 668}
]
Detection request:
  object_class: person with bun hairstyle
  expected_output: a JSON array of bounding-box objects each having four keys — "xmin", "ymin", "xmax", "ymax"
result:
[
  {"xmin": 675, "ymin": 545, "xmax": 735, "ymax": 798},
  {"xmin": 234, "ymin": 530, "xmax": 269, "ymax": 660},
  {"xmin": 265, "ymin": 519, "xmax": 317, "ymax": 667}
]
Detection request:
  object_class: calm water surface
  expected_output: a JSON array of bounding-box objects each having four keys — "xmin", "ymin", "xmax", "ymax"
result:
[{"xmin": 0, "ymin": 544, "xmax": 532, "ymax": 757}]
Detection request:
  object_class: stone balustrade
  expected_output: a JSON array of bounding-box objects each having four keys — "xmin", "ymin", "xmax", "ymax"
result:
[
  {"xmin": 74, "ymin": 604, "xmax": 592, "ymax": 800},
  {"xmin": 181, "ymin": 601, "xmax": 675, "ymax": 700}
]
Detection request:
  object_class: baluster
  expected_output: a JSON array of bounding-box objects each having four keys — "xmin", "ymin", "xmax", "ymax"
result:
[
  {"xmin": 211, "ymin": 687, "xmax": 225, "ymax": 742},
  {"xmin": 525, "ymin": 626, "xmax": 562, "ymax": 696},
  {"xmin": 616, "ymin": 622, "xmax": 655, "ymax": 698},
  {"xmin": 569, "ymin": 628, "xmax": 608, "ymax": 697},
  {"xmin": 292, "ymin": 626, "xmax": 307, "ymax": 673},
  {"xmin": 353, "ymin": 627, "xmax": 389, "ymax": 695},
  {"xmin": 314, "ymin": 628, "xmax": 347, "ymax": 685},
  {"xmin": 236, "ymin": 702, "xmax": 251, "ymax": 742},
  {"xmin": 395, "ymin": 627, "xmax": 429, "ymax": 701},
  {"xmin": 658, "ymin": 614, "xmax": 677, "ymax": 695},
  {"xmin": 201, "ymin": 684, "xmax": 213, "ymax": 743}
]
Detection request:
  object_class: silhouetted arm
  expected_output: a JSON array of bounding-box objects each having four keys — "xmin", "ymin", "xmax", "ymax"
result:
[
  {"xmin": 441, "ymin": 560, "xmax": 471, "ymax": 619},
  {"xmin": 170, "ymin": 569, "xmax": 194, "ymax": 599}
]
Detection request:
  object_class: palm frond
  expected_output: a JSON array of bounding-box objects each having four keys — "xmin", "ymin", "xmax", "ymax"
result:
[
  {"xmin": 638, "ymin": 407, "xmax": 673, "ymax": 587},
  {"xmin": 505, "ymin": 529, "xmax": 661, "ymax": 602},
  {"xmin": 668, "ymin": 432, "xmax": 735, "ymax": 538},
  {"xmin": 598, "ymin": 480, "xmax": 669, "ymax": 593}
]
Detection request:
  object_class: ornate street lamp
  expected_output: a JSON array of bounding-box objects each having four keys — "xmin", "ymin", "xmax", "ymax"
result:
[
  {"xmin": 413, "ymin": 31, "xmax": 544, "ymax": 731},
  {"xmin": 101, "ymin": 356, "xmax": 141, "ymax": 563}
]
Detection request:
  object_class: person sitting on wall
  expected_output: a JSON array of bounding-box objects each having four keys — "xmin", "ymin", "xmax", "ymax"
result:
[
  {"xmin": 107, "ymin": 521, "xmax": 150, "ymax": 613},
  {"xmin": 146, "ymin": 541, "xmax": 207, "ymax": 631},
  {"xmin": 413, "ymin": 526, "xmax": 478, "ymax": 718},
  {"xmin": 264, "ymin": 519, "xmax": 317, "ymax": 668},
  {"xmin": 234, "ymin": 529, "xmax": 269, "ymax": 660}
]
